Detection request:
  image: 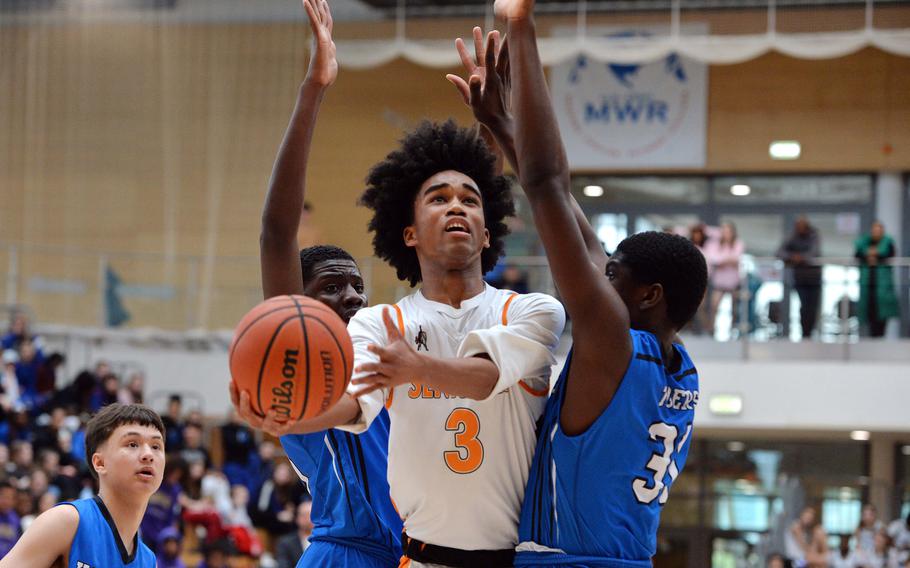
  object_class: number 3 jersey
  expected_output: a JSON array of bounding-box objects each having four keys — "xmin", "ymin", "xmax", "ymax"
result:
[
  {"xmin": 517, "ymin": 329, "xmax": 698, "ymax": 566},
  {"xmin": 341, "ymin": 284, "xmax": 565, "ymax": 551}
]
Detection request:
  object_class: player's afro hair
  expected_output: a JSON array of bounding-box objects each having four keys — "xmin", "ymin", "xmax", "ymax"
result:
[
  {"xmin": 299, "ymin": 245, "xmax": 357, "ymax": 285},
  {"xmin": 615, "ymin": 231, "xmax": 708, "ymax": 329},
  {"xmin": 360, "ymin": 120, "xmax": 515, "ymax": 286}
]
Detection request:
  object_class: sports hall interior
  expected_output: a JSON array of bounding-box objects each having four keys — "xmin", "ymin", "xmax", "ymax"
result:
[{"xmin": 1, "ymin": 0, "xmax": 909, "ymax": 565}]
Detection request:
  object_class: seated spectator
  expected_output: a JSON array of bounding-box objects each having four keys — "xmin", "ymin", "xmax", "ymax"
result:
[
  {"xmin": 9, "ymin": 441, "xmax": 33, "ymax": 482},
  {"xmin": 161, "ymin": 394, "xmax": 185, "ymax": 452},
  {"xmin": 276, "ymin": 501, "xmax": 313, "ymax": 568},
  {"xmin": 180, "ymin": 422, "xmax": 212, "ymax": 470},
  {"xmin": 250, "ymin": 462, "xmax": 305, "ymax": 537},
  {"xmin": 887, "ymin": 510, "xmax": 910, "ymax": 566},
  {"xmin": 855, "ymin": 504, "xmax": 885, "ymax": 559},
  {"xmin": 93, "ymin": 373, "xmax": 121, "ymax": 411},
  {"xmin": 35, "ymin": 352, "xmax": 64, "ymax": 400},
  {"xmin": 0, "ymin": 482, "xmax": 21, "ymax": 558},
  {"xmin": 220, "ymin": 409, "xmax": 258, "ymax": 492},
  {"xmin": 118, "ymin": 372, "xmax": 145, "ymax": 405},
  {"xmin": 38, "ymin": 449, "xmax": 79, "ymax": 501},
  {"xmin": 155, "ymin": 526, "xmax": 188, "ymax": 568},
  {"xmin": 0, "ymin": 351, "xmax": 22, "ymax": 413},
  {"xmin": 222, "ymin": 485, "xmax": 262, "ymax": 557},
  {"xmin": 1, "ymin": 312, "xmax": 43, "ymax": 354},
  {"xmin": 830, "ymin": 534, "xmax": 854, "ymax": 568},
  {"xmin": 141, "ymin": 455, "xmax": 185, "ymax": 553},
  {"xmin": 766, "ymin": 553, "xmax": 792, "ymax": 568},
  {"xmin": 13, "ymin": 340, "xmax": 43, "ymax": 409},
  {"xmin": 199, "ymin": 538, "xmax": 235, "ymax": 568},
  {"xmin": 22, "ymin": 491, "xmax": 57, "ymax": 533},
  {"xmin": 853, "ymin": 528, "xmax": 900, "ymax": 568},
  {"xmin": 785, "ymin": 505, "xmax": 829, "ymax": 567},
  {"xmin": 32, "ymin": 407, "xmax": 66, "ymax": 455},
  {"xmin": 855, "ymin": 220, "xmax": 900, "ymax": 338}
]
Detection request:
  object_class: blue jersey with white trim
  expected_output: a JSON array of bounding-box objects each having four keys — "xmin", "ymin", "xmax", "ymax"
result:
[
  {"xmin": 517, "ymin": 329, "xmax": 698, "ymax": 563},
  {"xmin": 63, "ymin": 497, "xmax": 156, "ymax": 568},
  {"xmin": 280, "ymin": 408, "xmax": 402, "ymax": 564}
]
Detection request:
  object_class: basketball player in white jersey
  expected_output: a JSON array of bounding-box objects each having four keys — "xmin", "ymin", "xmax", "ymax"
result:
[{"xmin": 246, "ymin": 120, "xmax": 565, "ymax": 567}]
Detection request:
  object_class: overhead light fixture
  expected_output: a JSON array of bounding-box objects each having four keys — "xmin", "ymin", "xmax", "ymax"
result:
[
  {"xmin": 850, "ymin": 430, "xmax": 870, "ymax": 441},
  {"xmin": 770, "ymin": 140, "xmax": 801, "ymax": 160},
  {"xmin": 726, "ymin": 441, "xmax": 746, "ymax": 452},
  {"xmin": 583, "ymin": 185, "xmax": 604, "ymax": 197},
  {"xmin": 730, "ymin": 184, "xmax": 751, "ymax": 196},
  {"xmin": 708, "ymin": 394, "xmax": 743, "ymax": 416},
  {"xmin": 902, "ymin": 445, "xmax": 910, "ymax": 456}
]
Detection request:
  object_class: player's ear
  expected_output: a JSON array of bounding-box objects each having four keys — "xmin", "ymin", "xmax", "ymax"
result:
[
  {"xmin": 403, "ymin": 225, "xmax": 418, "ymax": 248},
  {"xmin": 482, "ymin": 228, "xmax": 491, "ymax": 249},
  {"xmin": 91, "ymin": 452, "xmax": 106, "ymax": 477},
  {"xmin": 639, "ymin": 283, "xmax": 664, "ymax": 312}
]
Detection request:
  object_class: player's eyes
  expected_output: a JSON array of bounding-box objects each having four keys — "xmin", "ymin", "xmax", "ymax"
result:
[
  {"xmin": 324, "ymin": 284, "xmax": 339, "ymax": 294},
  {"xmin": 432, "ymin": 196, "xmax": 446, "ymax": 203},
  {"xmin": 354, "ymin": 285, "xmax": 365, "ymax": 294},
  {"xmin": 463, "ymin": 197, "xmax": 479, "ymax": 206}
]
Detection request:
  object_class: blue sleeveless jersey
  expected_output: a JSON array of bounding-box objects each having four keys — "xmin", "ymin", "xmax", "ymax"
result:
[
  {"xmin": 280, "ymin": 408, "xmax": 402, "ymax": 567},
  {"xmin": 517, "ymin": 330, "xmax": 698, "ymax": 566},
  {"xmin": 62, "ymin": 497, "xmax": 156, "ymax": 568}
]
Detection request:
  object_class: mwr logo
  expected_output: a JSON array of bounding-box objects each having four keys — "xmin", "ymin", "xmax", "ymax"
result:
[
  {"xmin": 77, "ymin": 562, "xmax": 94, "ymax": 568},
  {"xmin": 551, "ymin": 28, "xmax": 707, "ymax": 169}
]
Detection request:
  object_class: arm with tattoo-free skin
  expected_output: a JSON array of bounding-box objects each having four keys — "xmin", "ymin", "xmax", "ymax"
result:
[
  {"xmin": 494, "ymin": 0, "xmax": 632, "ymax": 435},
  {"xmin": 230, "ymin": 0, "xmax": 360, "ymax": 437}
]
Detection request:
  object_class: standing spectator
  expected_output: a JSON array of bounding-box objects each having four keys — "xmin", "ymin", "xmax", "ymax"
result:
[
  {"xmin": 778, "ymin": 216, "xmax": 823, "ymax": 339},
  {"xmin": 1, "ymin": 312, "xmax": 42, "ymax": 354},
  {"xmin": 0, "ymin": 482, "xmax": 20, "ymax": 558},
  {"xmin": 688, "ymin": 222, "xmax": 713, "ymax": 335},
  {"xmin": 14, "ymin": 340, "xmax": 43, "ymax": 408},
  {"xmin": 784, "ymin": 506, "xmax": 829, "ymax": 567},
  {"xmin": 179, "ymin": 422, "xmax": 212, "ymax": 470},
  {"xmin": 276, "ymin": 501, "xmax": 313, "ymax": 568},
  {"xmin": 855, "ymin": 221, "xmax": 899, "ymax": 338},
  {"xmin": 220, "ymin": 410, "xmax": 258, "ymax": 492},
  {"xmin": 887, "ymin": 509, "xmax": 910, "ymax": 565},
  {"xmin": 705, "ymin": 221, "xmax": 745, "ymax": 335},
  {"xmin": 853, "ymin": 528, "xmax": 900, "ymax": 568},
  {"xmin": 161, "ymin": 394, "xmax": 185, "ymax": 453},
  {"xmin": 251, "ymin": 462, "xmax": 304, "ymax": 536}
]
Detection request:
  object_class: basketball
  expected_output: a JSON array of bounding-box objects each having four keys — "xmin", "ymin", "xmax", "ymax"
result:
[{"xmin": 228, "ymin": 295, "xmax": 353, "ymax": 421}]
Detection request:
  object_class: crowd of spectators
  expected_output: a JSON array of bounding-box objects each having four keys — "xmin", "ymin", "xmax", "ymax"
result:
[
  {"xmin": 767, "ymin": 504, "xmax": 910, "ymax": 568},
  {"xmin": 0, "ymin": 311, "xmax": 315, "ymax": 567}
]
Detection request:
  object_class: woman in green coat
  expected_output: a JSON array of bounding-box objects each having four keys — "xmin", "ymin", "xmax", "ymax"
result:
[{"xmin": 855, "ymin": 221, "xmax": 899, "ymax": 337}]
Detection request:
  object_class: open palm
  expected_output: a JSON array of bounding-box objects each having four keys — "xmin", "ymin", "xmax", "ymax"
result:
[{"xmin": 303, "ymin": 0, "xmax": 337, "ymax": 87}]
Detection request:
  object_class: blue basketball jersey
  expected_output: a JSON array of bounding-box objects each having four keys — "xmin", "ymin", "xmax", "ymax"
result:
[
  {"xmin": 280, "ymin": 407, "xmax": 402, "ymax": 567},
  {"xmin": 517, "ymin": 330, "xmax": 698, "ymax": 566},
  {"xmin": 62, "ymin": 496, "xmax": 156, "ymax": 568}
]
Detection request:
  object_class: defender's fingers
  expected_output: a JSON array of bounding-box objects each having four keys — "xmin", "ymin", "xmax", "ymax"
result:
[
  {"xmin": 229, "ymin": 381, "xmax": 240, "ymax": 406},
  {"xmin": 496, "ymin": 37, "xmax": 510, "ymax": 77},
  {"xmin": 446, "ymin": 74, "xmax": 471, "ymax": 105},
  {"xmin": 302, "ymin": 0, "xmax": 319, "ymax": 27},
  {"xmin": 381, "ymin": 307, "xmax": 401, "ymax": 341},
  {"xmin": 353, "ymin": 362, "xmax": 388, "ymax": 376},
  {"xmin": 472, "ymin": 26, "xmax": 485, "ymax": 66},
  {"xmin": 468, "ymin": 75, "xmax": 483, "ymax": 102},
  {"xmin": 455, "ymin": 38, "xmax": 476, "ymax": 73},
  {"xmin": 484, "ymin": 32, "xmax": 498, "ymax": 71}
]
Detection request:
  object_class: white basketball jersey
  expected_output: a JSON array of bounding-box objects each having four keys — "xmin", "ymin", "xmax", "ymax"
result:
[{"xmin": 341, "ymin": 284, "xmax": 565, "ymax": 550}]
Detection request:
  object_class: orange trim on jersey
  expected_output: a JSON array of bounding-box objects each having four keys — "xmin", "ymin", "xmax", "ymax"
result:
[
  {"xmin": 385, "ymin": 304, "xmax": 406, "ymax": 410},
  {"xmin": 398, "ymin": 556, "xmax": 411, "ymax": 568},
  {"xmin": 519, "ymin": 379, "xmax": 548, "ymax": 397},
  {"xmin": 501, "ymin": 293, "xmax": 518, "ymax": 325}
]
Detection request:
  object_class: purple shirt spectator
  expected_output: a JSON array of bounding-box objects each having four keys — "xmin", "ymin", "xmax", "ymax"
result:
[
  {"xmin": 141, "ymin": 480, "xmax": 183, "ymax": 551},
  {"xmin": 0, "ymin": 509, "xmax": 20, "ymax": 557}
]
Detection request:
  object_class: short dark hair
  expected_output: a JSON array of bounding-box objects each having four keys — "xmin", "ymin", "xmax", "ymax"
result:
[
  {"xmin": 85, "ymin": 403, "xmax": 165, "ymax": 480},
  {"xmin": 360, "ymin": 120, "xmax": 515, "ymax": 286},
  {"xmin": 615, "ymin": 231, "xmax": 708, "ymax": 329},
  {"xmin": 299, "ymin": 245, "xmax": 357, "ymax": 285}
]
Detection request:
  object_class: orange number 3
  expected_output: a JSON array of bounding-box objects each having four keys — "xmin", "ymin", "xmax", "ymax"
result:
[{"xmin": 444, "ymin": 408, "xmax": 484, "ymax": 474}]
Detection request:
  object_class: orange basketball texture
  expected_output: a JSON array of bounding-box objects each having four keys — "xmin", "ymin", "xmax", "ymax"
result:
[{"xmin": 229, "ymin": 295, "xmax": 353, "ymax": 421}]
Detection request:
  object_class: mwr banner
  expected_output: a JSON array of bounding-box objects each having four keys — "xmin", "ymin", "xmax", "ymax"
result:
[{"xmin": 551, "ymin": 28, "xmax": 708, "ymax": 169}]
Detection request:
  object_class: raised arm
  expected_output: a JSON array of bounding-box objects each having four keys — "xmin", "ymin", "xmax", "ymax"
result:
[
  {"xmin": 260, "ymin": 0, "xmax": 337, "ymax": 299},
  {"xmin": 447, "ymin": 28, "xmax": 608, "ymax": 273},
  {"xmin": 494, "ymin": 0, "xmax": 632, "ymax": 434}
]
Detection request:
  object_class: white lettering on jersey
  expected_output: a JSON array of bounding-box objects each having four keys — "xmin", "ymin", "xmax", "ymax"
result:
[{"xmin": 658, "ymin": 387, "xmax": 699, "ymax": 411}]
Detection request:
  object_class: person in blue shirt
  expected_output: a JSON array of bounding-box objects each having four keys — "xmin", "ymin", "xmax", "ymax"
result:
[
  {"xmin": 228, "ymin": 1, "xmax": 401, "ymax": 566},
  {"xmin": 0, "ymin": 403, "xmax": 164, "ymax": 567},
  {"xmin": 447, "ymin": 5, "xmax": 708, "ymax": 564}
]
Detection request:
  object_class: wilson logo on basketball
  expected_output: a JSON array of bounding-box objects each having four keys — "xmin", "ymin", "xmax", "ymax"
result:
[{"xmin": 270, "ymin": 348, "xmax": 299, "ymax": 419}]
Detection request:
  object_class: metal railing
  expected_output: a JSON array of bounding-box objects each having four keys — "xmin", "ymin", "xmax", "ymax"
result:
[{"xmin": 2, "ymin": 241, "xmax": 908, "ymax": 342}]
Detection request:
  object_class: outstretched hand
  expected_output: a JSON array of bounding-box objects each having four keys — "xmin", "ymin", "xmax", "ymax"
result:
[
  {"xmin": 446, "ymin": 27, "xmax": 511, "ymax": 128},
  {"xmin": 494, "ymin": 0, "xmax": 535, "ymax": 20},
  {"xmin": 351, "ymin": 307, "xmax": 425, "ymax": 398},
  {"xmin": 302, "ymin": 0, "xmax": 337, "ymax": 87}
]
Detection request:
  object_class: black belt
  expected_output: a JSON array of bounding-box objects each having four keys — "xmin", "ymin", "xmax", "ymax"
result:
[{"xmin": 401, "ymin": 532, "xmax": 515, "ymax": 567}]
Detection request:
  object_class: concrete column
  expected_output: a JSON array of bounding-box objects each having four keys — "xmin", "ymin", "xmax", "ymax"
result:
[
  {"xmin": 869, "ymin": 436, "xmax": 898, "ymax": 522},
  {"xmin": 874, "ymin": 173, "xmax": 906, "ymax": 338}
]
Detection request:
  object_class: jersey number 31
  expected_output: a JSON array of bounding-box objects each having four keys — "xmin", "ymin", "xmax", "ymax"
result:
[{"xmin": 632, "ymin": 422, "xmax": 692, "ymax": 505}]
